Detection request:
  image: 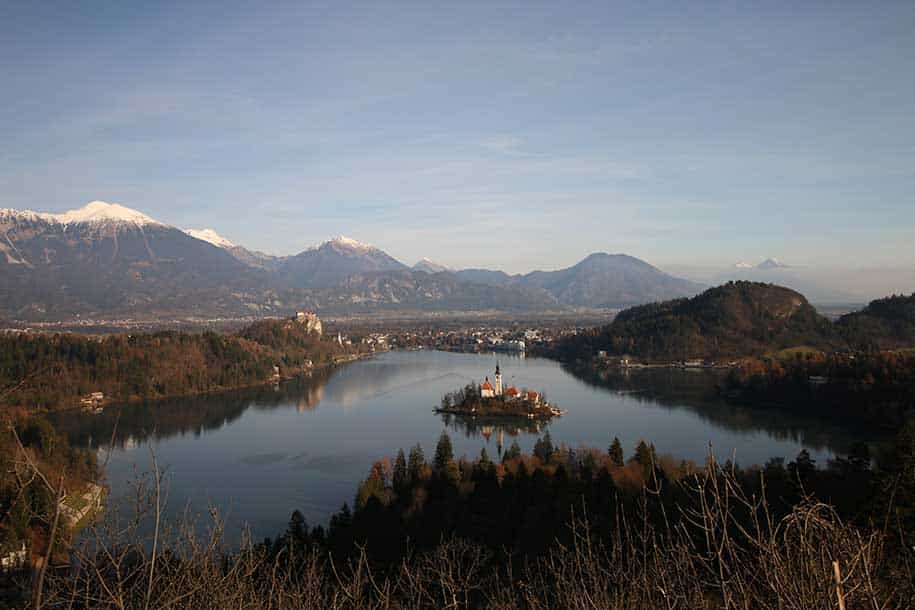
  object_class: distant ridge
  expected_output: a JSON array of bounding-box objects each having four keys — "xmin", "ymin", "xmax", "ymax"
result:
[
  {"xmin": 413, "ymin": 258, "xmax": 451, "ymax": 273},
  {"xmin": 757, "ymin": 258, "xmax": 790, "ymax": 270},
  {"xmin": 519, "ymin": 252, "xmax": 702, "ymax": 308},
  {"xmin": 0, "ymin": 201, "xmax": 707, "ymax": 320}
]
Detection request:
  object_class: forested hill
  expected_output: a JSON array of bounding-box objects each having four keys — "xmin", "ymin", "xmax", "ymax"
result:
[
  {"xmin": 0, "ymin": 319, "xmax": 353, "ymax": 410},
  {"xmin": 837, "ymin": 293, "xmax": 915, "ymax": 349},
  {"xmin": 555, "ymin": 281, "xmax": 839, "ymax": 361}
]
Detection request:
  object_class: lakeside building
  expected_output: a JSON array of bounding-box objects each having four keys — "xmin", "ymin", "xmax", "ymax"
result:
[
  {"xmin": 295, "ymin": 311, "xmax": 323, "ymax": 336},
  {"xmin": 80, "ymin": 391, "xmax": 105, "ymax": 413}
]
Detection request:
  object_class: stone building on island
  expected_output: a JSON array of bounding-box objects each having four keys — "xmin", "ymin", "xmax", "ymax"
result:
[
  {"xmin": 480, "ymin": 363, "xmax": 542, "ymax": 405},
  {"xmin": 480, "ymin": 363, "xmax": 504, "ymax": 398}
]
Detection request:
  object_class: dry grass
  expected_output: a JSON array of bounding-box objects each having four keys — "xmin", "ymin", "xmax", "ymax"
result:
[{"xmin": 23, "ymin": 455, "xmax": 909, "ymax": 609}]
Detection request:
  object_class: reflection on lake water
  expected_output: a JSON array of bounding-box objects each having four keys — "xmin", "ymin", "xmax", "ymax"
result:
[{"xmin": 51, "ymin": 349, "xmax": 882, "ymax": 542}]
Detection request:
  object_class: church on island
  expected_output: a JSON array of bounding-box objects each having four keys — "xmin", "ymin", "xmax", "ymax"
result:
[
  {"xmin": 480, "ymin": 363, "xmax": 542, "ymax": 406},
  {"xmin": 436, "ymin": 363, "xmax": 564, "ymax": 420}
]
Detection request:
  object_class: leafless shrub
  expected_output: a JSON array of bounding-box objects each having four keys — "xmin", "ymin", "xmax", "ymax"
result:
[{"xmin": 17, "ymin": 452, "xmax": 909, "ymax": 609}]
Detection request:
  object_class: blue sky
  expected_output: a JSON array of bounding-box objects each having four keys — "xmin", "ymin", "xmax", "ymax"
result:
[{"xmin": 2, "ymin": 2, "xmax": 914, "ymax": 272}]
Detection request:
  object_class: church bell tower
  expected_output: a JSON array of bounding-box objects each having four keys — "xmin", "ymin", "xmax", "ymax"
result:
[{"xmin": 494, "ymin": 363, "xmax": 503, "ymax": 396}]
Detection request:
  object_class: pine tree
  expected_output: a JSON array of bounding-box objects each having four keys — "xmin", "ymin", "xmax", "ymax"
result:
[
  {"xmin": 444, "ymin": 460, "xmax": 461, "ymax": 486},
  {"xmin": 356, "ymin": 461, "xmax": 387, "ymax": 509},
  {"xmin": 287, "ymin": 509, "xmax": 307, "ymax": 543},
  {"xmin": 882, "ymin": 422, "xmax": 915, "ymax": 550},
  {"xmin": 503, "ymin": 440, "xmax": 522, "ymax": 463},
  {"xmin": 609, "ymin": 436, "xmax": 624, "ymax": 467},
  {"xmin": 408, "ymin": 443, "xmax": 426, "ymax": 481},
  {"xmin": 329, "ymin": 503, "xmax": 352, "ymax": 534},
  {"xmin": 789, "ymin": 449, "xmax": 816, "ymax": 488},
  {"xmin": 533, "ymin": 432, "xmax": 554, "ymax": 463},
  {"xmin": 434, "ymin": 431, "xmax": 454, "ymax": 473},
  {"xmin": 393, "ymin": 448, "xmax": 407, "ymax": 490},
  {"xmin": 634, "ymin": 440, "xmax": 656, "ymax": 480}
]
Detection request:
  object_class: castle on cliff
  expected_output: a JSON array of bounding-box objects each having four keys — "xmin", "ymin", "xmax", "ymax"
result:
[{"xmin": 295, "ymin": 311, "xmax": 323, "ymax": 336}]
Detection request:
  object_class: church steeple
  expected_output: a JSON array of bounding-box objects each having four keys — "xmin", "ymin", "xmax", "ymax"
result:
[{"xmin": 494, "ymin": 362, "xmax": 503, "ymax": 396}]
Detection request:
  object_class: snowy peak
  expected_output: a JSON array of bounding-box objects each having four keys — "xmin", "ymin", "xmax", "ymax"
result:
[
  {"xmin": 0, "ymin": 208, "xmax": 46, "ymax": 224},
  {"xmin": 185, "ymin": 228, "xmax": 235, "ymax": 249},
  {"xmin": 757, "ymin": 258, "xmax": 790, "ymax": 270},
  {"xmin": 413, "ymin": 258, "xmax": 451, "ymax": 273},
  {"xmin": 45, "ymin": 201, "xmax": 161, "ymax": 226},
  {"xmin": 1, "ymin": 201, "xmax": 162, "ymax": 228},
  {"xmin": 734, "ymin": 262, "xmax": 754, "ymax": 270},
  {"xmin": 316, "ymin": 236, "xmax": 378, "ymax": 253}
]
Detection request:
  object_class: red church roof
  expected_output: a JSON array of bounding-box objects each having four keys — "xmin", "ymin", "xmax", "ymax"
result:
[
  {"xmin": 481, "ymin": 379, "xmax": 493, "ymax": 391},
  {"xmin": 505, "ymin": 387, "xmax": 520, "ymax": 396}
]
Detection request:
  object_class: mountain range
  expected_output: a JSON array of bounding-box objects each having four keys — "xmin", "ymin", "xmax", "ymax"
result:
[{"xmin": 0, "ymin": 201, "xmax": 704, "ymax": 320}]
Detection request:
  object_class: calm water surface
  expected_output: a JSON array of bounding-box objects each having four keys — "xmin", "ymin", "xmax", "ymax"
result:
[{"xmin": 53, "ymin": 350, "xmax": 876, "ymax": 541}]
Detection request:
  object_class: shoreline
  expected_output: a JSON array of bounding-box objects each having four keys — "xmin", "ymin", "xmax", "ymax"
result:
[
  {"xmin": 434, "ymin": 406, "xmax": 562, "ymax": 421},
  {"xmin": 32, "ymin": 350, "xmax": 375, "ymax": 415}
]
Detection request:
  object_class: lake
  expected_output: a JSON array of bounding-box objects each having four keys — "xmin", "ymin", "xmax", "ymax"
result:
[{"xmin": 53, "ymin": 349, "xmax": 877, "ymax": 542}]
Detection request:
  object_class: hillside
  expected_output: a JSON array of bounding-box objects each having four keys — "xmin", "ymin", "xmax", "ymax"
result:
[
  {"xmin": 0, "ymin": 317, "xmax": 348, "ymax": 410},
  {"xmin": 520, "ymin": 252, "xmax": 702, "ymax": 308},
  {"xmin": 837, "ymin": 293, "xmax": 915, "ymax": 349},
  {"xmin": 556, "ymin": 281, "xmax": 838, "ymax": 361},
  {"xmin": 286, "ymin": 270, "xmax": 557, "ymax": 312}
]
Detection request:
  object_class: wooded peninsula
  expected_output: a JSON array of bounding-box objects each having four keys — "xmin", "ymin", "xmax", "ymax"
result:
[{"xmin": 0, "ymin": 316, "xmax": 357, "ymax": 412}]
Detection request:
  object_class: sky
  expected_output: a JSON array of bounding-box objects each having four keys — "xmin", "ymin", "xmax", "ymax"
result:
[{"xmin": 2, "ymin": 2, "xmax": 914, "ymax": 273}]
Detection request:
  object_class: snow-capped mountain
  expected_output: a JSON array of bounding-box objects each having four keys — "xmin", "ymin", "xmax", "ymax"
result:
[
  {"xmin": 278, "ymin": 236, "xmax": 408, "ymax": 289},
  {"xmin": 48, "ymin": 200, "xmax": 161, "ymax": 226},
  {"xmin": 734, "ymin": 262, "xmax": 754, "ymax": 270},
  {"xmin": 413, "ymin": 258, "xmax": 451, "ymax": 273},
  {"xmin": 758, "ymin": 258, "xmax": 790, "ymax": 270},
  {"xmin": 0, "ymin": 201, "xmax": 709, "ymax": 320},
  {"xmin": 1, "ymin": 201, "xmax": 161, "ymax": 227},
  {"xmin": 185, "ymin": 228, "xmax": 235, "ymax": 248},
  {"xmin": 0, "ymin": 201, "xmax": 270, "ymax": 318},
  {"xmin": 310, "ymin": 236, "xmax": 378, "ymax": 254}
]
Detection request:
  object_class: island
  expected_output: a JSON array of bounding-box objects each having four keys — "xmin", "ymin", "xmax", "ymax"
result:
[{"xmin": 435, "ymin": 363, "xmax": 565, "ymax": 420}]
